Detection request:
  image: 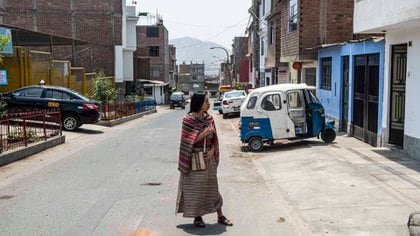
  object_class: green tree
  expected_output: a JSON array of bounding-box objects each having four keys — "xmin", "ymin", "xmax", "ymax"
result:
[
  {"xmin": 233, "ymin": 82, "xmax": 245, "ymax": 90},
  {"xmin": 92, "ymin": 71, "xmax": 117, "ymax": 103}
]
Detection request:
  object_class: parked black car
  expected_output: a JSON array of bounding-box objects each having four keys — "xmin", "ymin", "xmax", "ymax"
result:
[
  {"xmin": 169, "ymin": 93, "xmax": 186, "ymax": 109},
  {"xmin": 0, "ymin": 85, "xmax": 100, "ymax": 131}
]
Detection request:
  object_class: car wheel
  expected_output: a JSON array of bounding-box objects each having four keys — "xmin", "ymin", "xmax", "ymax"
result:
[
  {"xmin": 248, "ymin": 137, "xmax": 264, "ymax": 152},
  {"xmin": 223, "ymin": 113, "xmax": 228, "ymax": 119},
  {"xmin": 321, "ymin": 128, "xmax": 336, "ymax": 143},
  {"xmin": 218, "ymin": 110, "xmax": 223, "ymax": 114},
  {"xmin": 62, "ymin": 115, "xmax": 79, "ymax": 131}
]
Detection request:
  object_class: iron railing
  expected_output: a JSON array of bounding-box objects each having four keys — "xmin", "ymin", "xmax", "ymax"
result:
[
  {"xmin": 0, "ymin": 110, "xmax": 62, "ymax": 153},
  {"xmin": 100, "ymin": 100, "xmax": 156, "ymax": 121}
]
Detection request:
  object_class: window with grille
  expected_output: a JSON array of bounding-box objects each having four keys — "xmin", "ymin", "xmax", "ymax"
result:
[
  {"xmin": 150, "ymin": 67, "xmax": 160, "ymax": 78},
  {"xmin": 289, "ymin": 0, "xmax": 298, "ymax": 32},
  {"xmin": 149, "ymin": 46, "xmax": 159, "ymax": 57},
  {"xmin": 321, "ymin": 57, "xmax": 332, "ymax": 90},
  {"xmin": 146, "ymin": 27, "xmax": 159, "ymax": 37}
]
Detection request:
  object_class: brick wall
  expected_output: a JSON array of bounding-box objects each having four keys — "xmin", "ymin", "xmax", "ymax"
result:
[
  {"xmin": 300, "ymin": 0, "xmax": 353, "ymax": 59},
  {"xmin": 299, "ymin": 0, "xmax": 321, "ymax": 59},
  {"xmin": 179, "ymin": 64, "xmax": 191, "ymax": 74},
  {"xmin": 279, "ymin": 0, "xmax": 353, "ymax": 60},
  {"xmin": 1, "ymin": 0, "xmax": 123, "ymax": 75},
  {"xmin": 275, "ymin": 1, "xmax": 282, "ymax": 66},
  {"xmin": 280, "ymin": 0, "xmax": 299, "ymax": 57},
  {"xmin": 134, "ymin": 24, "xmax": 169, "ymax": 83}
]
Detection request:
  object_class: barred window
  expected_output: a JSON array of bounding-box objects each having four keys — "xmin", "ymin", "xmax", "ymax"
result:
[
  {"xmin": 146, "ymin": 27, "xmax": 159, "ymax": 37},
  {"xmin": 289, "ymin": 0, "xmax": 298, "ymax": 32},
  {"xmin": 321, "ymin": 57, "xmax": 332, "ymax": 90},
  {"xmin": 149, "ymin": 46, "xmax": 159, "ymax": 57}
]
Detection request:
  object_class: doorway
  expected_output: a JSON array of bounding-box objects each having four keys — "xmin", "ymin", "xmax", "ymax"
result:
[
  {"xmin": 389, "ymin": 44, "xmax": 407, "ymax": 146},
  {"xmin": 341, "ymin": 56, "xmax": 349, "ymax": 132},
  {"xmin": 352, "ymin": 54, "xmax": 380, "ymax": 146}
]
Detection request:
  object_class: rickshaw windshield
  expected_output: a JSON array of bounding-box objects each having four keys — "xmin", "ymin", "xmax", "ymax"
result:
[{"xmin": 305, "ymin": 90, "xmax": 321, "ymax": 104}]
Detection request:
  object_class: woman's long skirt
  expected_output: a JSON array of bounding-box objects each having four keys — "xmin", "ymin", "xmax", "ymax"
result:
[{"xmin": 176, "ymin": 155, "xmax": 223, "ymax": 217}]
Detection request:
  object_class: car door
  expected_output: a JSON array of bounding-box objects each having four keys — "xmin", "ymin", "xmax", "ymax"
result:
[
  {"xmin": 258, "ymin": 92, "xmax": 294, "ymax": 139},
  {"xmin": 44, "ymin": 89, "xmax": 74, "ymax": 112},
  {"xmin": 287, "ymin": 90, "xmax": 307, "ymax": 134},
  {"xmin": 8, "ymin": 87, "xmax": 46, "ymax": 111}
]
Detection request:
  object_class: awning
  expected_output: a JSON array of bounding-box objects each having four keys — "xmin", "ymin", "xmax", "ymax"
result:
[
  {"xmin": 307, "ymin": 36, "xmax": 384, "ymax": 50},
  {"xmin": 0, "ymin": 23, "xmax": 88, "ymax": 46},
  {"xmin": 137, "ymin": 79, "xmax": 170, "ymax": 87}
]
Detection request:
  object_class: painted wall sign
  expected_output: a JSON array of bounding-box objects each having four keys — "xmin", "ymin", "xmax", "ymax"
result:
[
  {"xmin": 0, "ymin": 69, "xmax": 8, "ymax": 86},
  {"xmin": 0, "ymin": 27, "xmax": 13, "ymax": 55}
]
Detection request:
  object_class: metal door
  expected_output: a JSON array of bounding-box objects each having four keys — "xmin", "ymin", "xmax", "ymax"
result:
[
  {"xmin": 389, "ymin": 44, "xmax": 407, "ymax": 146},
  {"xmin": 352, "ymin": 54, "xmax": 379, "ymax": 146},
  {"xmin": 341, "ymin": 56, "xmax": 349, "ymax": 132},
  {"xmin": 287, "ymin": 90, "xmax": 307, "ymax": 135}
]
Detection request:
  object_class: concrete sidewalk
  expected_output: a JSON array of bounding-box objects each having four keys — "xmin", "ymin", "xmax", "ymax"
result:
[
  {"xmin": 214, "ymin": 112, "xmax": 419, "ymax": 235},
  {"xmin": 251, "ymin": 134, "xmax": 420, "ymax": 235}
]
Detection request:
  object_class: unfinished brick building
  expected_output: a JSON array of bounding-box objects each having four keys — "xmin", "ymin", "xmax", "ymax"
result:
[
  {"xmin": 278, "ymin": 0, "xmax": 354, "ymax": 85},
  {"xmin": 0, "ymin": 0, "xmax": 123, "ymax": 77}
]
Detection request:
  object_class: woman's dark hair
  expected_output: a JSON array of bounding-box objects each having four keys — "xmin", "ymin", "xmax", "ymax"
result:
[{"xmin": 189, "ymin": 93, "xmax": 206, "ymax": 113}]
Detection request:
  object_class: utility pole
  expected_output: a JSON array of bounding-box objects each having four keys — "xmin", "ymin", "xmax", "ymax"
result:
[{"xmin": 210, "ymin": 47, "xmax": 231, "ymax": 87}]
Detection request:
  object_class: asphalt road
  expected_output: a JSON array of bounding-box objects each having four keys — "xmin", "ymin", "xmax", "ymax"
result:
[
  {"xmin": 0, "ymin": 106, "xmax": 298, "ymax": 236},
  {"xmin": 1, "ymin": 104, "xmax": 418, "ymax": 235}
]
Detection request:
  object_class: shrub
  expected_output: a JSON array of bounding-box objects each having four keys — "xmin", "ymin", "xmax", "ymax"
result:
[{"xmin": 92, "ymin": 71, "xmax": 118, "ymax": 103}]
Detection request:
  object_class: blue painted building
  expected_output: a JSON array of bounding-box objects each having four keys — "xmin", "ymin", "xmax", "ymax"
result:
[{"xmin": 317, "ymin": 38, "xmax": 385, "ymax": 146}]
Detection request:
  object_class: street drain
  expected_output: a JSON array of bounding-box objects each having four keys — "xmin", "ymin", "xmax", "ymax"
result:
[
  {"xmin": 141, "ymin": 182, "xmax": 161, "ymax": 186},
  {"xmin": 0, "ymin": 195, "xmax": 14, "ymax": 200}
]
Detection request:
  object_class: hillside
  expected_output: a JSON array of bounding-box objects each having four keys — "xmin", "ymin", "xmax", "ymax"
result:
[{"xmin": 169, "ymin": 37, "xmax": 231, "ymax": 75}]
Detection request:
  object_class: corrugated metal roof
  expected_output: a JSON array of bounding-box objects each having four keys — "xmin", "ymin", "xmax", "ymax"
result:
[{"xmin": 307, "ymin": 37, "xmax": 385, "ymax": 50}]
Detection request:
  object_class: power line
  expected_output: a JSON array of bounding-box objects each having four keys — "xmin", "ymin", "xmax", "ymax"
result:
[{"xmin": 164, "ymin": 19, "xmax": 247, "ymax": 28}]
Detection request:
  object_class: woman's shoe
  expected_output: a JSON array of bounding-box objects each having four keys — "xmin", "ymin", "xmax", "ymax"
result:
[
  {"xmin": 193, "ymin": 216, "xmax": 206, "ymax": 228},
  {"xmin": 218, "ymin": 215, "xmax": 233, "ymax": 226}
]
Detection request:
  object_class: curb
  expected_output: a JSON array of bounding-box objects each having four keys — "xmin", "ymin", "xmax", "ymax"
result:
[
  {"xmin": 0, "ymin": 135, "xmax": 66, "ymax": 167},
  {"xmin": 96, "ymin": 109, "xmax": 157, "ymax": 127}
]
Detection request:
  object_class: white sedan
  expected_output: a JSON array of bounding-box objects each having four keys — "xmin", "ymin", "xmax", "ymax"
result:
[{"xmin": 221, "ymin": 90, "xmax": 247, "ymax": 119}]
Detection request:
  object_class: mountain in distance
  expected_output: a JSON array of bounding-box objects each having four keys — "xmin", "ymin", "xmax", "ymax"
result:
[{"xmin": 169, "ymin": 37, "xmax": 231, "ymax": 76}]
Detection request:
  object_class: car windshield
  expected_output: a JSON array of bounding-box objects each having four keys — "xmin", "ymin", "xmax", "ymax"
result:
[
  {"xmin": 225, "ymin": 91, "xmax": 245, "ymax": 99},
  {"xmin": 170, "ymin": 95, "xmax": 183, "ymax": 100}
]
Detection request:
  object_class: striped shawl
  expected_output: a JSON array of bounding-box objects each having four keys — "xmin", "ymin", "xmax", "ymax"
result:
[{"xmin": 178, "ymin": 113, "xmax": 219, "ymax": 174}]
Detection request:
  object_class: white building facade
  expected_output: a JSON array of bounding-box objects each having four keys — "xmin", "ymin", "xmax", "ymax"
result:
[
  {"xmin": 354, "ymin": 0, "xmax": 420, "ymax": 160},
  {"xmin": 258, "ymin": 0, "xmax": 271, "ymax": 87},
  {"xmin": 114, "ymin": 1, "xmax": 138, "ymax": 84}
]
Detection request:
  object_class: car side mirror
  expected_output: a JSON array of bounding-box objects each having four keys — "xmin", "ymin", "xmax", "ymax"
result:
[{"xmin": 10, "ymin": 93, "xmax": 16, "ymax": 98}]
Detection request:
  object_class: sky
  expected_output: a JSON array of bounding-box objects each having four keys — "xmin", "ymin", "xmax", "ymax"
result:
[{"xmin": 133, "ymin": 0, "xmax": 251, "ymax": 48}]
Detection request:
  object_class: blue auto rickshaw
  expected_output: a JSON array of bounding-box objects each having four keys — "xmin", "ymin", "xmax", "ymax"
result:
[{"xmin": 240, "ymin": 83, "xmax": 336, "ymax": 151}]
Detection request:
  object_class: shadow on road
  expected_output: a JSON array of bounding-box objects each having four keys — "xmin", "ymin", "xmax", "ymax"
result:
[
  {"xmin": 69, "ymin": 128, "xmax": 104, "ymax": 135},
  {"xmin": 241, "ymin": 139, "xmax": 336, "ymax": 153},
  {"xmin": 176, "ymin": 223, "xmax": 227, "ymax": 235}
]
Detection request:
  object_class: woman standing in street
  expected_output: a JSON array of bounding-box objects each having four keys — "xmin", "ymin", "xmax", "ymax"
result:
[{"xmin": 176, "ymin": 93, "xmax": 233, "ymax": 228}]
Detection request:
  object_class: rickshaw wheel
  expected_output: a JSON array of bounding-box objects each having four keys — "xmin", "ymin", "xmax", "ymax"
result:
[
  {"xmin": 321, "ymin": 129, "xmax": 336, "ymax": 143},
  {"xmin": 248, "ymin": 137, "xmax": 264, "ymax": 152}
]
